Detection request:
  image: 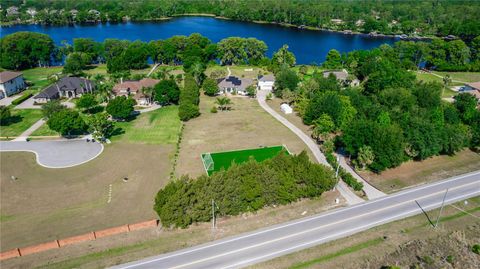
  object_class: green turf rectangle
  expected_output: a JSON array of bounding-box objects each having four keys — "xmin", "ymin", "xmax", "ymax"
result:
[{"xmin": 201, "ymin": 145, "xmax": 290, "ymax": 176}]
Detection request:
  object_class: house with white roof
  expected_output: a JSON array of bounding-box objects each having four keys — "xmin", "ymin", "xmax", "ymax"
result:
[{"xmin": 257, "ymin": 74, "xmax": 275, "ymax": 91}]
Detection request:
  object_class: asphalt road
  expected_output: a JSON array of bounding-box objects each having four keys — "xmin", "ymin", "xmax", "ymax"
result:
[{"xmin": 111, "ymin": 170, "xmax": 480, "ymax": 269}]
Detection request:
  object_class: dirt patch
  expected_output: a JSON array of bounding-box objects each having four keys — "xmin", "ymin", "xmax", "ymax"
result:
[
  {"xmin": 0, "ymin": 191, "xmax": 344, "ymax": 269},
  {"xmin": 0, "ymin": 143, "xmax": 173, "ymax": 251},
  {"xmin": 359, "ymin": 150, "xmax": 480, "ymax": 193},
  {"xmin": 176, "ymin": 95, "xmax": 315, "ymax": 177}
]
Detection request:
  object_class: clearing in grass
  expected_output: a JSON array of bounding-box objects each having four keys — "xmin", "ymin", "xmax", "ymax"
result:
[{"xmin": 201, "ymin": 145, "xmax": 289, "ymax": 176}]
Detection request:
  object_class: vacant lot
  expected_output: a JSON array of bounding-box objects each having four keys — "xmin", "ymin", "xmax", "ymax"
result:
[
  {"xmin": 0, "ymin": 190, "xmax": 343, "ymax": 269},
  {"xmin": 0, "ymin": 143, "xmax": 173, "ymax": 250},
  {"xmin": 359, "ymin": 149, "xmax": 480, "ymax": 193},
  {"xmin": 0, "ymin": 108, "xmax": 181, "ymax": 250},
  {"xmin": 111, "ymin": 106, "xmax": 181, "ymax": 145},
  {"xmin": 176, "ymin": 95, "xmax": 314, "ymax": 177},
  {"xmin": 0, "ymin": 109, "xmax": 43, "ymax": 138}
]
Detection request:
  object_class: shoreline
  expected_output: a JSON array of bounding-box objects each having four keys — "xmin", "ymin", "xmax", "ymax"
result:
[{"xmin": 1, "ymin": 14, "xmax": 433, "ymax": 41}]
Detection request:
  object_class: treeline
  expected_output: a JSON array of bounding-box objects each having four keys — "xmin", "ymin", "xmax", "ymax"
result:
[
  {"xmin": 278, "ymin": 46, "xmax": 480, "ymax": 172},
  {"xmin": 4, "ymin": 31, "xmax": 480, "ymax": 74},
  {"xmin": 154, "ymin": 151, "xmax": 336, "ymax": 228},
  {"xmin": 2, "ymin": 0, "xmax": 480, "ymax": 39}
]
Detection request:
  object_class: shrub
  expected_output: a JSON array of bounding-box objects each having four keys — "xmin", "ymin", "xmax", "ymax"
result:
[
  {"xmin": 154, "ymin": 151, "xmax": 335, "ymax": 228},
  {"xmin": 324, "ymin": 151, "xmax": 363, "ymax": 191},
  {"xmin": 473, "ymin": 244, "xmax": 480, "ymax": 254},
  {"xmin": 210, "ymin": 106, "xmax": 218, "ymax": 113},
  {"xmin": 178, "ymin": 102, "xmax": 200, "ymax": 121},
  {"xmin": 11, "ymin": 92, "xmax": 33, "ymax": 106}
]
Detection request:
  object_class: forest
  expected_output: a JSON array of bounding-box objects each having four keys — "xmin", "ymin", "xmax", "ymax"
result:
[{"xmin": 1, "ymin": 0, "xmax": 480, "ymax": 39}]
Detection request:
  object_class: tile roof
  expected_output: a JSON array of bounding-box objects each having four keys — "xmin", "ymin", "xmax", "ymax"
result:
[
  {"xmin": 466, "ymin": 82, "xmax": 480, "ymax": 91},
  {"xmin": 112, "ymin": 78, "xmax": 159, "ymax": 98}
]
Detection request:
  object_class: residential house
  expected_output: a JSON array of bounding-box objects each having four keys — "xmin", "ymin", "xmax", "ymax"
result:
[
  {"xmin": 6, "ymin": 6, "xmax": 19, "ymax": 16},
  {"xmin": 330, "ymin": 19, "xmax": 344, "ymax": 25},
  {"xmin": 323, "ymin": 69, "xmax": 360, "ymax": 87},
  {"xmin": 34, "ymin": 77, "xmax": 95, "ymax": 103},
  {"xmin": 464, "ymin": 82, "xmax": 480, "ymax": 104},
  {"xmin": 217, "ymin": 76, "xmax": 254, "ymax": 96},
  {"xmin": 0, "ymin": 71, "xmax": 26, "ymax": 99},
  {"xmin": 26, "ymin": 8, "xmax": 37, "ymax": 18},
  {"xmin": 112, "ymin": 78, "xmax": 159, "ymax": 106},
  {"xmin": 257, "ymin": 74, "xmax": 275, "ymax": 91}
]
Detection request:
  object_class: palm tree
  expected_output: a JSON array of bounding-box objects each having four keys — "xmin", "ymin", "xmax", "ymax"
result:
[
  {"xmin": 443, "ymin": 74, "xmax": 452, "ymax": 97},
  {"xmin": 191, "ymin": 62, "xmax": 205, "ymax": 85},
  {"xmin": 96, "ymin": 82, "xmax": 113, "ymax": 104},
  {"xmin": 215, "ymin": 97, "xmax": 232, "ymax": 111},
  {"xmin": 142, "ymin": 86, "xmax": 155, "ymax": 105}
]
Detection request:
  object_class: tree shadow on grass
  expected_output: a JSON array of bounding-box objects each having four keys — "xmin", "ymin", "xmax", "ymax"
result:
[{"xmin": 0, "ymin": 115, "xmax": 23, "ymax": 126}]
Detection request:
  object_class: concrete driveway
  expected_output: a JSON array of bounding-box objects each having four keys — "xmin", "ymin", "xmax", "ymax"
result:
[
  {"xmin": 14, "ymin": 96, "xmax": 41, "ymax": 109},
  {"xmin": 0, "ymin": 95, "xmax": 21, "ymax": 106},
  {"xmin": 0, "ymin": 139, "xmax": 104, "ymax": 168}
]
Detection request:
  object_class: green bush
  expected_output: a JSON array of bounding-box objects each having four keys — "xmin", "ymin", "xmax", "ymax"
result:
[
  {"xmin": 210, "ymin": 106, "xmax": 218, "ymax": 113},
  {"xmin": 178, "ymin": 102, "xmax": 200, "ymax": 121},
  {"xmin": 473, "ymin": 244, "xmax": 480, "ymax": 254},
  {"xmin": 324, "ymin": 151, "xmax": 363, "ymax": 191},
  {"xmin": 154, "ymin": 151, "xmax": 336, "ymax": 228},
  {"xmin": 11, "ymin": 92, "xmax": 33, "ymax": 106}
]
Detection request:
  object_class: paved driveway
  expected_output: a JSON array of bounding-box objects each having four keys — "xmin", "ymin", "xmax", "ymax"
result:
[
  {"xmin": 0, "ymin": 139, "xmax": 104, "ymax": 168},
  {"xmin": 0, "ymin": 95, "xmax": 21, "ymax": 106}
]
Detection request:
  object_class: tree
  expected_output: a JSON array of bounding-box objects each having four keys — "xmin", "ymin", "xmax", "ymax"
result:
[
  {"xmin": 357, "ymin": 145, "xmax": 375, "ymax": 170},
  {"xmin": 106, "ymin": 96, "xmax": 136, "ymax": 120},
  {"xmin": 47, "ymin": 109, "xmax": 86, "ymax": 136},
  {"xmin": 63, "ymin": 52, "xmax": 91, "ymax": 74},
  {"xmin": 0, "ymin": 32, "xmax": 54, "ymax": 70},
  {"xmin": 41, "ymin": 100, "xmax": 66, "ymax": 119},
  {"xmin": 202, "ymin": 78, "xmax": 219, "ymax": 96},
  {"xmin": 246, "ymin": 85, "xmax": 257, "ymax": 97},
  {"xmin": 272, "ymin": 44, "xmax": 296, "ymax": 67},
  {"xmin": 178, "ymin": 102, "xmax": 200, "ymax": 121},
  {"xmin": 86, "ymin": 113, "xmax": 113, "ymax": 141},
  {"xmin": 76, "ymin": 94, "xmax": 99, "ymax": 113},
  {"xmin": 215, "ymin": 97, "xmax": 233, "ymax": 111},
  {"xmin": 323, "ymin": 49, "xmax": 342, "ymax": 69},
  {"xmin": 154, "ymin": 79, "xmax": 180, "ymax": 105},
  {"xmin": 274, "ymin": 67, "xmax": 299, "ymax": 97},
  {"xmin": 312, "ymin": 114, "xmax": 335, "ymax": 142},
  {"xmin": 454, "ymin": 93, "xmax": 478, "ymax": 124},
  {"xmin": 0, "ymin": 106, "xmax": 11, "ymax": 125}
]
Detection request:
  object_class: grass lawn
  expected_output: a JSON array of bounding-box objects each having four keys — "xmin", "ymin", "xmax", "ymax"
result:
[
  {"xmin": 30, "ymin": 122, "xmax": 59, "ymax": 137},
  {"xmin": 111, "ymin": 106, "xmax": 181, "ymax": 145},
  {"xmin": 432, "ymin": 71, "xmax": 480, "ymax": 83},
  {"xmin": 0, "ymin": 109, "xmax": 43, "ymax": 137},
  {"xmin": 22, "ymin": 67, "xmax": 63, "ymax": 91},
  {"xmin": 84, "ymin": 64, "xmax": 154, "ymax": 77},
  {"xmin": 202, "ymin": 145, "xmax": 289, "ymax": 176},
  {"xmin": 358, "ymin": 149, "xmax": 480, "ymax": 193}
]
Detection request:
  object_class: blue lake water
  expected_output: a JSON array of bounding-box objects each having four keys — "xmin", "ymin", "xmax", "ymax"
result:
[{"xmin": 1, "ymin": 16, "xmax": 398, "ymax": 64}]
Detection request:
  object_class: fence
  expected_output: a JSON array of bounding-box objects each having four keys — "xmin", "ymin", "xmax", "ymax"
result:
[{"xmin": 0, "ymin": 219, "xmax": 158, "ymax": 261}]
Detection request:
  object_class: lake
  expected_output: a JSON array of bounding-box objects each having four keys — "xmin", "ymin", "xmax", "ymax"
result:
[{"xmin": 0, "ymin": 16, "xmax": 398, "ymax": 64}]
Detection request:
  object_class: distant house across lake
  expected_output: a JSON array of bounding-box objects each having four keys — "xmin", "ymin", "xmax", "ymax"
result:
[
  {"xmin": 34, "ymin": 77, "xmax": 95, "ymax": 103},
  {"xmin": 0, "ymin": 71, "xmax": 26, "ymax": 99}
]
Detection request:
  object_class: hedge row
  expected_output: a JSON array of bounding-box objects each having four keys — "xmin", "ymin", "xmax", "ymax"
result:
[
  {"xmin": 154, "ymin": 151, "xmax": 336, "ymax": 228},
  {"xmin": 178, "ymin": 74, "xmax": 200, "ymax": 121},
  {"xmin": 324, "ymin": 151, "xmax": 364, "ymax": 192},
  {"xmin": 11, "ymin": 92, "xmax": 33, "ymax": 106}
]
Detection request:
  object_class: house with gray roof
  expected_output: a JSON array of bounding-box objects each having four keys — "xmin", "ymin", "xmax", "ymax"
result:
[
  {"xmin": 257, "ymin": 74, "xmax": 275, "ymax": 91},
  {"xmin": 217, "ymin": 76, "xmax": 254, "ymax": 96},
  {"xmin": 34, "ymin": 77, "xmax": 95, "ymax": 104},
  {"xmin": 323, "ymin": 69, "xmax": 360, "ymax": 87}
]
